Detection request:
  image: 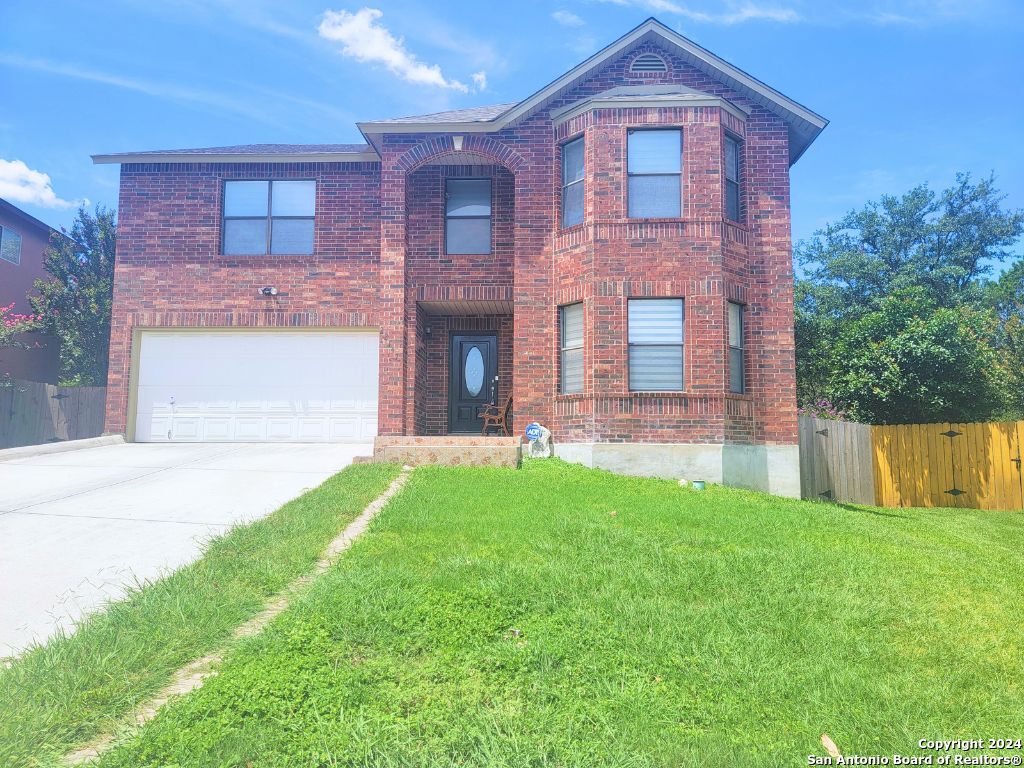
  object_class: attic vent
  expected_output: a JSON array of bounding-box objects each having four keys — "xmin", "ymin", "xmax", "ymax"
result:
[{"xmin": 630, "ymin": 53, "xmax": 668, "ymax": 74}]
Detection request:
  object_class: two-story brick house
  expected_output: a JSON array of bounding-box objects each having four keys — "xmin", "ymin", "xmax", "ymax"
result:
[{"xmin": 93, "ymin": 19, "xmax": 826, "ymax": 496}]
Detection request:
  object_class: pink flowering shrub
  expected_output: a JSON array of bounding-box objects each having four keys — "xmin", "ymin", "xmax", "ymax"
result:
[
  {"xmin": 798, "ymin": 398, "xmax": 849, "ymax": 421},
  {"xmin": 0, "ymin": 302, "xmax": 41, "ymax": 349}
]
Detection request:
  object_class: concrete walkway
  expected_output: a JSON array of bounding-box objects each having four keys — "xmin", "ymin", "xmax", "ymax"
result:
[{"xmin": 0, "ymin": 442, "xmax": 371, "ymax": 656}]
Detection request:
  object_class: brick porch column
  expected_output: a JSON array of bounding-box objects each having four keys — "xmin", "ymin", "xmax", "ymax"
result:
[
  {"xmin": 378, "ymin": 161, "xmax": 407, "ymax": 436},
  {"xmin": 512, "ymin": 162, "xmax": 555, "ymax": 433}
]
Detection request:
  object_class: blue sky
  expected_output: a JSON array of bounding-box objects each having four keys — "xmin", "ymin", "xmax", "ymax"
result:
[{"xmin": 1, "ymin": 0, "xmax": 1022, "ymax": 261}]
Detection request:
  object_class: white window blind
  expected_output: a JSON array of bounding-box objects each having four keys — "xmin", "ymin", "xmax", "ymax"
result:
[
  {"xmin": 0, "ymin": 226, "xmax": 22, "ymax": 265},
  {"xmin": 560, "ymin": 303, "xmax": 584, "ymax": 394},
  {"xmin": 562, "ymin": 138, "xmax": 584, "ymax": 228},
  {"xmin": 628, "ymin": 298, "xmax": 684, "ymax": 391},
  {"xmin": 728, "ymin": 301, "xmax": 745, "ymax": 394},
  {"xmin": 724, "ymin": 135, "xmax": 741, "ymax": 223}
]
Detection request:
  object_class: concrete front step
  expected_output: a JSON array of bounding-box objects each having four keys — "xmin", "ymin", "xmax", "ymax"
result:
[{"xmin": 373, "ymin": 436, "xmax": 522, "ymax": 468}]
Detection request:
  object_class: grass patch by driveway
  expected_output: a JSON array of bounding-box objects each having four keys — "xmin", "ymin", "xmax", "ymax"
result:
[
  {"xmin": 0, "ymin": 462, "xmax": 401, "ymax": 768},
  {"xmin": 95, "ymin": 460, "xmax": 1024, "ymax": 767}
]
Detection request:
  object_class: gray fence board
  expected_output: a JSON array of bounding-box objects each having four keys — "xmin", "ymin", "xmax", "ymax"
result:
[
  {"xmin": 0, "ymin": 379, "xmax": 106, "ymax": 449},
  {"xmin": 798, "ymin": 415, "xmax": 875, "ymax": 505}
]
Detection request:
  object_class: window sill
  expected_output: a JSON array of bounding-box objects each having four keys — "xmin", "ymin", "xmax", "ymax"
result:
[{"xmin": 220, "ymin": 257, "xmax": 319, "ymax": 264}]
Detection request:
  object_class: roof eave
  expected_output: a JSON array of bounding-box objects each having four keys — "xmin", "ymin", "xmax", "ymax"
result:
[{"xmin": 91, "ymin": 150, "xmax": 381, "ymax": 165}]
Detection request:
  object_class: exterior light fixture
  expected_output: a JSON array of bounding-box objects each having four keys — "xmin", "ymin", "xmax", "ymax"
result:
[{"xmin": 260, "ymin": 286, "xmax": 278, "ymax": 297}]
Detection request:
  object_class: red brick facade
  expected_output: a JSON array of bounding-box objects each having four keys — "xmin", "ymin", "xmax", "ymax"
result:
[{"xmin": 103, "ymin": 28, "xmax": 819, "ymax": 457}]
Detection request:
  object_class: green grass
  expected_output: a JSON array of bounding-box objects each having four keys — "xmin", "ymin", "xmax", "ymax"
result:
[
  {"xmin": 91, "ymin": 459, "xmax": 1024, "ymax": 767},
  {"xmin": 0, "ymin": 461, "xmax": 401, "ymax": 768}
]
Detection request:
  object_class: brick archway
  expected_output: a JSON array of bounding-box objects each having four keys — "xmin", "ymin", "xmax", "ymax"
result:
[{"xmin": 395, "ymin": 135, "xmax": 527, "ymax": 174}]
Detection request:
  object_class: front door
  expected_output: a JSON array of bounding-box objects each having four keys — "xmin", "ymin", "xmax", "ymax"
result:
[{"xmin": 448, "ymin": 334, "xmax": 497, "ymax": 433}]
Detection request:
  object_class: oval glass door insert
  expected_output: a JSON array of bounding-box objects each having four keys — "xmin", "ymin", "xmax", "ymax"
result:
[{"xmin": 465, "ymin": 346, "xmax": 484, "ymax": 396}]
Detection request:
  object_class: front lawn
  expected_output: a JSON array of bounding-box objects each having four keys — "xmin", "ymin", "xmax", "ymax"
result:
[{"xmin": 96, "ymin": 460, "xmax": 1023, "ymax": 767}]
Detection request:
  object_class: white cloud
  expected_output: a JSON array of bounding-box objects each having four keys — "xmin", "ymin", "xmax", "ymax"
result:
[
  {"xmin": 472, "ymin": 71, "xmax": 487, "ymax": 90},
  {"xmin": 598, "ymin": 0, "xmax": 800, "ymax": 24},
  {"xmin": 0, "ymin": 159, "xmax": 86, "ymax": 210},
  {"xmin": 318, "ymin": 8, "xmax": 477, "ymax": 92},
  {"xmin": 552, "ymin": 10, "xmax": 586, "ymax": 27}
]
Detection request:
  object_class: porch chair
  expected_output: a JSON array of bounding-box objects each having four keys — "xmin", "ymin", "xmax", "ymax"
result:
[{"xmin": 479, "ymin": 394, "xmax": 513, "ymax": 436}]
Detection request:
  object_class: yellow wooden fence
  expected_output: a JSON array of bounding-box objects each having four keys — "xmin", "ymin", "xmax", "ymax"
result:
[{"xmin": 872, "ymin": 421, "xmax": 1024, "ymax": 510}]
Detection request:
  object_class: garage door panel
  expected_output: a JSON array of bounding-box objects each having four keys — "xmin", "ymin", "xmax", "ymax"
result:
[{"xmin": 134, "ymin": 331, "xmax": 379, "ymax": 443}]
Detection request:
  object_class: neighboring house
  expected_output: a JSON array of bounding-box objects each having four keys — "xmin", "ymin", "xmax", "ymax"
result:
[
  {"xmin": 92, "ymin": 18, "xmax": 827, "ymax": 496},
  {"xmin": 0, "ymin": 198, "xmax": 63, "ymax": 383}
]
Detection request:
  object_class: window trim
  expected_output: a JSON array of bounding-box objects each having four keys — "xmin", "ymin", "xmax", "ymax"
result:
[
  {"xmin": 626, "ymin": 128, "xmax": 683, "ymax": 220},
  {"xmin": 559, "ymin": 302, "xmax": 584, "ymax": 395},
  {"xmin": 560, "ymin": 136, "xmax": 585, "ymax": 229},
  {"xmin": 0, "ymin": 225, "xmax": 23, "ymax": 266},
  {"xmin": 627, "ymin": 297, "xmax": 685, "ymax": 392},
  {"xmin": 444, "ymin": 177, "xmax": 493, "ymax": 256},
  {"xmin": 728, "ymin": 300, "xmax": 746, "ymax": 394},
  {"xmin": 221, "ymin": 179, "xmax": 316, "ymax": 256},
  {"xmin": 724, "ymin": 132, "xmax": 743, "ymax": 224}
]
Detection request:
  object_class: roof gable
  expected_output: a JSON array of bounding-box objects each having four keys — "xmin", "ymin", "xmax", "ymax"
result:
[{"xmin": 358, "ymin": 17, "xmax": 827, "ymax": 165}]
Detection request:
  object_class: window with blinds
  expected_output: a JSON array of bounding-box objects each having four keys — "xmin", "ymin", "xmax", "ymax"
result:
[
  {"xmin": 561, "ymin": 137, "xmax": 584, "ymax": 228},
  {"xmin": 728, "ymin": 301, "xmax": 745, "ymax": 394},
  {"xmin": 560, "ymin": 303, "xmax": 584, "ymax": 394},
  {"xmin": 724, "ymin": 134, "xmax": 742, "ymax": 223},
  {"xmin": 627, "ymin": 129, "xmax": 681, "ymax": 218},
  {"xmin": 0, "ymin": 225, "xmax": 22, "ymax": 265},
  {"xmin": 628, "ymin": 298, "xmax": 684, "ymax": 391}
]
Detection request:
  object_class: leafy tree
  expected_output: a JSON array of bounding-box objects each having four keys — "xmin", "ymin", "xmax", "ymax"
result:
[
  {"xmin": 820, "ymin": 290, "xmax": 1007, "ymax": 424},
  {"xmin": 986, "ymin": 260, "xmax": 1024, "ymax": 417},
  {"xmin": 796, "ymin": 174, "xmax": 1024, "ymax": 418},
  {"xmin": 797, "ymin": 173, "xmax": 1024, "ymax": 317},
  {"xmin": 31, "ymin": 206, "xmax": 116, "ymax": 386}
]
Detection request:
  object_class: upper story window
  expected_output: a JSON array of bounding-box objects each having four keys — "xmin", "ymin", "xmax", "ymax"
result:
[
  {"xmin": 445, "ymin": 178, "xmax": 491, "ymax": 255},
  {"xmin": 628, "ymin": 298, "xmax": 684, "ymax": 391},
  {"xmin": 0, "ymin": 225, "xmax": 22, "ymax": 265},
  {"xmin": 728, "ymin": 301, "xmax": 745, "ymax": 394},
  {"xmin": 560, "ymin": 302, "xmax": 584, "ymax": 394},
  {"xmin": 223, "ymin": 180, "xmax": 315, "ymax": 255},
  {"xmin": 627, "ymin": 129, "xmax": 681, "ymax": 219},
  {"xmin": 724, "ymin": 134, "xmax": 742, "ymax": 223},
  {"xmin": 561, "ymin": 137, "xmax": 584, "ymax": 228}
]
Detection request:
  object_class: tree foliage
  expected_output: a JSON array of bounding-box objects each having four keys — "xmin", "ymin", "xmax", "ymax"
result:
[
  {"xmin": 818, "ymin": 290, "xmax": 1006, "ymax": 424},
  {"xmin": 31, "ymin": 206, "xmax": 116, "ymax": 386},
  {"xmin": 796, "ymin": 174, "xmax": 1024, "ymax": 423}
]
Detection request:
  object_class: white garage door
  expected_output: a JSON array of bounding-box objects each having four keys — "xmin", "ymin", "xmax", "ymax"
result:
[{"xmin": 134, "ymin": 331, "xmax": 379, "ymax": 442}]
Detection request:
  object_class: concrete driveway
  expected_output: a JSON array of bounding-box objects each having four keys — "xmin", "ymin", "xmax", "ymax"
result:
[{"xmin": 0, "ymin": 442, "xmax": 370, "ymax": 656}]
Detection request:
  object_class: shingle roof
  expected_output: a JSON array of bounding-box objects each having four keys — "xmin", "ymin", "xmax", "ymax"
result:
[
  {"xmin": 370, "ymin": 103, "xmax": 516, "ymax": 125},
  {"xmin": 119, "ymin": 143, "xmax": 372, "ymax": 156},
  {"xmin": 92, "ymin": 143, "xmax": 378, "ymax": 164}
]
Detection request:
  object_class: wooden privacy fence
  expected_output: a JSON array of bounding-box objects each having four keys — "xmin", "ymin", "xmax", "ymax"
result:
[
  {"xmin": 798, "ymin": 415, "xmax": 876, "ymax": 505},
  {"xmin": 799, "ymin": 416, "xmax": 1024, "ymax": 511},
  {"xmin": 0, "ymin": 378, "xmax": 107, "ymax": 449}
]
